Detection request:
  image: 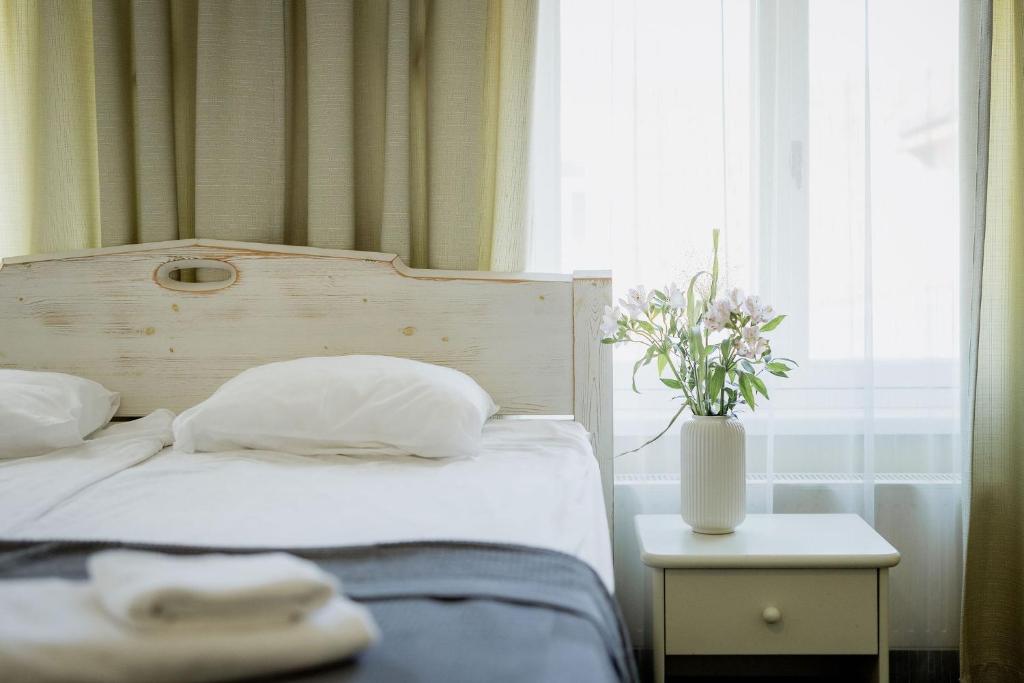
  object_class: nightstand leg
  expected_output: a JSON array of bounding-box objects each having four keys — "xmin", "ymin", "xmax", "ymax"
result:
[
  {"xmin": 652, "ymin": 567, "xmax": 665, "ymax": 683},
  {"xmin": 873, "ymin": 568, "xmax": 890, "ymax": 683}
]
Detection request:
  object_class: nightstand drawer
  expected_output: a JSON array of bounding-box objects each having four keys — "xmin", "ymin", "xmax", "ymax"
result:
[{"xmin": 664, "ymin": 568, "xmax": 878, "ymax": 655}]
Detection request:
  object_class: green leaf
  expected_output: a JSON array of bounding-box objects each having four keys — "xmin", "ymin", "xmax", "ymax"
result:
[
  {"xmin": 738, "ymin": 373, "xmax": 756, "ymax": 410},
  {"xmin": 749, "ymin": 374, "xmax": 769, "ymax": 399},
  {"xmin": 631, "ymin": 347, "xmax": 654, "ymax": 393},
  {"xmin": 686, "ymin": 273, "xmax": 700, "ymax": 327},
  {"xmin": 741, "ymin": 359, "xmax": 755, "ymax": 375},
  {"xmin": 630, "ymin": 357, "xmax": 645, "ymax": 393},
  {"xmin": 710, "ymin": 229, "xmax": 720, "ymax": 301},
  {"xmin": 690, "ymin": 326, "xmax": 705, "ymax": 357},
  {"xmin": 723, "ymin": 387, "xmax": 738, "ymax": 412},
  {"xmin": 657, "ymin": 352, "xmax": 668, "ymax": 375},
  {"xmin": 766, "ymin": 361, "xmax": 789, "ymax": 375},
  {"xmin": 708, "ymin": 366, "xmax": 726, "ymax": 402},
  {"xmin": 666, "ymin": 315, "xmax": 677, "ymax": 336},
  {"xmin": 759, "ymin": 314, "xmax": 786, "ymax": 332},
  {"xmin": 720, "ymin": 338, "xmax": 732, "ymax": 358},
  {"xmin": 660, "ymin": 377, "xmax": 683, "ymax": 390}
]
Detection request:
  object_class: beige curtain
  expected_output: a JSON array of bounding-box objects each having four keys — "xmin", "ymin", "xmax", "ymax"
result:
[
  {"xmin": 1, "ymin": 0, "xmax": 537, "ymax": 270},
  {"xmin": 961, "ymin": 0, "xmax": 1024, "ymax": 680},
  {"xmin": 0, "ymin": 0, "xmax": 100, "ymax": 257}
]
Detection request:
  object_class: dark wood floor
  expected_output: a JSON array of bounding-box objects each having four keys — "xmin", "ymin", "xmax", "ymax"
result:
[
  {"xmin": 639, "ymin": 650, "xmax": 960, "ymax": 683},
  {"xmin": 889, "ymin": 650, "xmax": 960, "ymax": 683}
]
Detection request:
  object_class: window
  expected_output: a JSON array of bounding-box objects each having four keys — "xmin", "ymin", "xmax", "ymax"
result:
[
  {"xmin": 536, "ymin": 1, "xmax": 963, "ymax": 648},
  {"xmin": 532, "ymin": 0, "xmax": 960, "ymax": 480}
]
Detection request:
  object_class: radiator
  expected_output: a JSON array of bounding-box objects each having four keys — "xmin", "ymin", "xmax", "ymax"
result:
[{"xmin": 613, "ymin": 474, "xmax": 963, "ymax": 651}]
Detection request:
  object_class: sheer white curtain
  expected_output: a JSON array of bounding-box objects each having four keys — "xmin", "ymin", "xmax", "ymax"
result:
[{"xmin": 532, "ymin": 0, "xmax": 962, "ymax": 653}]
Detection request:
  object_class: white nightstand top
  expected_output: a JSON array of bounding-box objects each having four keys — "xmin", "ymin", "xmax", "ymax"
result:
[{"xmin": 636, "ymin": 514, "xmax": 900, "ymax": 569}]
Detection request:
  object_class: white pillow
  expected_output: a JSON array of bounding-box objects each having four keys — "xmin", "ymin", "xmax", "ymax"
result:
[
  {"xmin": 173, "ymin": 355, "xmax": 499, "ymax": 459},
  {"xmin": 0, "ymin": 370, "xmax": 121, "ymax": 458}
]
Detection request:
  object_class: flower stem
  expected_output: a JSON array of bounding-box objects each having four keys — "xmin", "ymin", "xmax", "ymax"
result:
[{"xmin": 616, "ymin": 403, "xmax": 688, "ymax": 458}]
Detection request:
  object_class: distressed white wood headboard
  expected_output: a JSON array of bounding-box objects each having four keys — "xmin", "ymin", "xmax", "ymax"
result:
[{"xmin": 0, "ymin": 240, "xmax": 614, "ymax": 528}]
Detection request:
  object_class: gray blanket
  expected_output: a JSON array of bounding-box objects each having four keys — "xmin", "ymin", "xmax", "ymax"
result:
[{"xmin": 0, "ymin": 539, "xmax": 637, "ymax": 683}]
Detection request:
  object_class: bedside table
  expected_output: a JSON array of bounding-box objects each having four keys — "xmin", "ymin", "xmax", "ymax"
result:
[{"xmin": 636, "ymin": 514, "xmax": 900, "ymax": 683}]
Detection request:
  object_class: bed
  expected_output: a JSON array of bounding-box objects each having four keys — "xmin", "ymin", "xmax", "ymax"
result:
[{"xmin": 0, "ymin": 240, "xmax": 630, "ymax": 682}]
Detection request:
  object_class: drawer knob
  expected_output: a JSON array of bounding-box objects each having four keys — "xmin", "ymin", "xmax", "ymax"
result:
[{"xmin": 762, "ymin": 606, "xmax": 782, "ymax": 624}]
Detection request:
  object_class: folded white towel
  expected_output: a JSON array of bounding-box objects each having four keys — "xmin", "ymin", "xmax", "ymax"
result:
[
  {"xmin": 0, "ymin": 578, "xmax": 380, "ymax": 683},
  {"xmin": 87, "ymin": 550, "xmax": 339, "ymax": 628}
]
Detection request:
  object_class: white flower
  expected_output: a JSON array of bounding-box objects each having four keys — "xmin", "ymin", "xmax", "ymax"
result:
[
  {"xmin": 704, "ymin": 298, "xmax": 733, "ymax": 332},
  {"xmin": 600, "ymin": 305, "xmax": 622, "ymax": 338},
  {"xmin": 741, "ymin": 294, "xmax": 774, "ymax": 325},
  {"xmin": 728, "ymin": 287, "xmax": 745, "ymax": 309},
  {"xmin": 619, "ymin": 286, "xmax": 650, "ymax": 318},
  {"xmin": 666, "ymin": 282, "xmax": 686, "ymax": 311},
  {"xmin": 739, "ymin": 337, "xmax": 769, "ymax": 359},
  {"xmin": 738, "ymin": 324, "xmax": 766, "ymax": 358},
  {"xmin": 740, "ymin": 323, "xmax": 760, "ymax": 345},
  {"xmin": 740, "ymin": 294, "xmax": 761, "ymax": 319}
]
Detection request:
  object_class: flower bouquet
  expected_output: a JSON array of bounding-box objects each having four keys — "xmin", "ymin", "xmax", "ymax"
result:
[{"xmin": 599, "ymin": 230, "xmax": 795, "ymax": 532}]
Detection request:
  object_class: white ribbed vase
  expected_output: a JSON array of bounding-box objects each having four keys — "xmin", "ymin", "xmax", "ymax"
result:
[{"xmin": 679, "ymin": 416, "xmax": 746, "ymax": 534}]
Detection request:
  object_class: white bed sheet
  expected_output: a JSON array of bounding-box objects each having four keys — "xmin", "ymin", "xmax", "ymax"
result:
[
  {"xmin": 0, "ymin": 410, "xmax": 174, "ymax": 533},
  {"xmin": 2, "ymin": 418, "xmax": 613, "ymax": 589}
]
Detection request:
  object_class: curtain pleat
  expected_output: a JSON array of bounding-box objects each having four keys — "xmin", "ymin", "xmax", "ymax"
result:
[
  {"xmin": 169, "ymin": 0, "xmax": 198, "ymax": 240},
  {"xmin": 92, "ymin": 0, "xmax": 137, "ymax": 246},
  {"xmin": 0, "ymin": 0, "xmax": 100, "ymax": 256},
  {"xmin": 283, "ymin": 0, "xmax": 306, "ymax": 247},
  {"xmin": 352, "ymin": 0, "xmax": 387, "ymax": 253},
  {"xmin": 480, "ymin": 0, "xmax": 536, "ymax": 271},
  {"xmin": 961, "ymin": 0, "xmax": 1024, "ymax": 680},
  {"xmin": 380, "ymin": 0, "xmax": 411, "ymax": 258},
  {"xmin": 304, "ymin": 0, "xmax": 355, "ymax": 250},
  {"xmin": 423, "ymin": 2, "xmax": 488, "ymax": 269},
  {"xmin": 196, "ymin": 1, "xmax": 287, "ymax": 243},
  {"xmin": 408, "ymin": 0, "xmax": 429, "ymax": 266},
  {"xmin": 1, "ymin": 0, "xmax": 537, "ymax": 271}
]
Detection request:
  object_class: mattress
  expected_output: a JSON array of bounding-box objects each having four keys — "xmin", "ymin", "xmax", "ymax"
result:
[{"xmin": 0, "ymin": 413, "xmax": 613, "ymax": 589}]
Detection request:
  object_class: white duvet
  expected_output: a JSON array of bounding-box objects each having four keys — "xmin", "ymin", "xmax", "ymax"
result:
[{"xmin": 0, "ymin": 417, "xmax": 613, "ymax": 589}]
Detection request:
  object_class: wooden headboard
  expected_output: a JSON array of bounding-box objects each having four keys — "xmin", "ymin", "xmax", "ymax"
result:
[{"xmin": 0, "ymin": 240, "xmax": 613, "ymax": 526}]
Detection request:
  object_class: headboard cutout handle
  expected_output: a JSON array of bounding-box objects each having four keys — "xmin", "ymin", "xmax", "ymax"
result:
[{"xmin": 155, "ymin": 259, "xmax": 238, "ymax": 292}]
